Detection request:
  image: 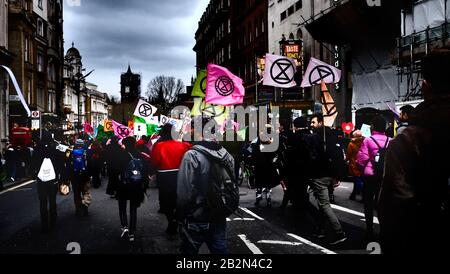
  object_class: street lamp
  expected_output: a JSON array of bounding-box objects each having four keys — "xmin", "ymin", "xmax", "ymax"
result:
[{"xmin": 70, "ymin": 69, "xmax": 94, "ymax": 134}]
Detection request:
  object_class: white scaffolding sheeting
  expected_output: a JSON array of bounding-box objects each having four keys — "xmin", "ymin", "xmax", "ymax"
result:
[
  {"xmin": 409, "ymin": 0, "xmax": 448, "ymax": 35},
  {"xmin": 352, "ymin": 66, "xmax": 406, "ymax": 110}
]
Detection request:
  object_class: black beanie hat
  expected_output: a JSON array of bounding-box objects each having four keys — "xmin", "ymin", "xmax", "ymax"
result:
[{"xmin": 293, "ymin": 117, "xmax": 308, "ymax": 128}]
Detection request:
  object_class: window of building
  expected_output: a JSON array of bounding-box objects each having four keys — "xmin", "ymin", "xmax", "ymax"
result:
[
  {"xmin": 48, "ymin": 29, "xmax": 53, "ymax": 48},
  {"xmin": 228, "ymin": 18, "xmax": 231, "ymax": 34},
  {"xmin": 297, "ymin": 28, "xmax": 303, "ymax": 39},
  {"xmin": 24, "ymin": 0, "xmax": 29, "ymax": 11},
  {"xmin": 288, "ymin": 5, "xmax": 294, "ymax": 16},
  {"xmin": 280, "ymin": 11, "xmax": 286, "ymax": 22},
  {"xmin": 272, "ymin": 21, "xmax": 274, "ymax": 28},
  {"xmin": 27, "ymin": 78, "xmax": 32, "ymax": 104},
  {"xmin": 262, "ymin": 20, "xmax": 265, "ymax": 32},
  {"xmin": 37, "ymin": 19, "xmax": 44, "ymax": 37},
  {"xmin": 24, "ymin": 36, "xmax": 30, "ymax": 62},
  {"xmin": 37, "ymin": 54, "xmax": 44, "ymax": 72},
  {"xmin": 37, "ymin": 87, "xmax": 44, "ymax": 108},
  {"xmin": 38, "ymin": 0, "xmax": 43, "ymax": 9},
  {"xmin": 249, "ymin": 60, "xmax": 253, "ymax": 81},
  {"xmin": 48, "ymin": 63, "xmax": 55, "ymax": 81},
  {"xmin": 48, "ymin": 91, "xmax": 55, "ymax": 113},
  {"xmin": 296, "ymin": 0, "xmax": 302, "ymax": 10},
  {"xmin": 228, "ymin": 43, "xmax": 231, "ymax": 60},
  {"xmin": 289, "ymin": 33, "xmax": 294, "ymax": 40}
]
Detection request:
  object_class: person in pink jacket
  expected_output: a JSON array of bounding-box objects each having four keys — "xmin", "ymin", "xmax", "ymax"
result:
[{"xmin": 356, "ymin": 115, "xmax": 391, "ymax": 242}]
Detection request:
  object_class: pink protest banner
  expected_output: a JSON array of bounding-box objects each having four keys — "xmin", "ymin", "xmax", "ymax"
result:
[
  {"xmin": 205, "ymin": 64, "xmax": 245, "ymax": 106},
  {"xmin": 112, "ymin": 120, "xmax": 133, "ymax": 140}
]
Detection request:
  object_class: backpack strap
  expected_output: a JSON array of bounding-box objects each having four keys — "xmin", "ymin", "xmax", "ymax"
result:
[{"xmin": 370, "ymin": 136, "xmax": 382, "ymax": 150}]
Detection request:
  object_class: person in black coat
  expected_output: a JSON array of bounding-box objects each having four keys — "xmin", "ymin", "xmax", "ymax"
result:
[
  {"xmin": 116, "ymin": 137, "xmax": 149, "ymax": 242},
  {"xmin": 31, "ymin": 131, "xmax": 64, "ymax": 233},
  {"xmin": 105, "ymin": 136, "xmax": 123, "ymax": 197}
]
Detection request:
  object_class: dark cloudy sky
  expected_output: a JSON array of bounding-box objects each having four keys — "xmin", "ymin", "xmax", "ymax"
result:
[{"xmin": 64, "ymin": 0, "xmax": 209, "ymax": 98}]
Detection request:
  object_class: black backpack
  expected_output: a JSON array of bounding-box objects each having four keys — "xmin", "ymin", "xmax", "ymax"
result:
[
  {"xmin": 370, "ymin": 136, "xmax": 389, "ymax": 179},
  {"xmin": 124, "ymin": 153, "xmax": 145, "ymax": 185},
  {"xmin": 194, "ymin": 148, "xmax": 239, "ymax": 218}
]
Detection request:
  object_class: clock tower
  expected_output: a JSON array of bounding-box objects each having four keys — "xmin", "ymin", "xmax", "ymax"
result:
[{"xmin": 120, "ymin": 64, "xmax": 141, "ymax": 103}]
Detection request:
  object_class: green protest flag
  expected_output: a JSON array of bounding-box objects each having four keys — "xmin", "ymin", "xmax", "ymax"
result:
[
  {"xmin": 96, "ymin": 124, "xmax": 114, "ymax": 142},
  {"xmin": 134, "ymin": 116, "xmax": 160, "ymax": 137},
  {"xmin": 147, "ymin": 123, "xmax": 160, "ymax": 137},
  {"xmin": 191, "ymin": 69, "xmax": 207, "ymax": 98},
  {"xmin": 134, "ymin": 116, "xmax": 146, "ymax": 124}
]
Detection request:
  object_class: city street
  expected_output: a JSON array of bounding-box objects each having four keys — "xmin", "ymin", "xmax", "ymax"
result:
[{"xmin": 0, "ymin": 178, "xmax": 376, "ymax": 254}]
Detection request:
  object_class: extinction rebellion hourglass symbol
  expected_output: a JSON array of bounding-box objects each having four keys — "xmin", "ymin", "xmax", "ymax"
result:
[{"xmin": 215, "ymin": 76, "xmax": 234, "ymax": 97}]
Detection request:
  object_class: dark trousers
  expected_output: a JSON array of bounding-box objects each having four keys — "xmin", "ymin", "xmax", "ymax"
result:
[
  {"xmin": 37, "ymin": 181, "xmax": 58, "ymax": 230},
  {"xmin": 157, "ymin": 171, "xmax": 178, "ymax": 235},
  {"xmin": 91, "ymin": 168, "xmax": 101, "ymax": 189},
  {"xmin": 362, "ymin": 176, "xmax": 381, "ymax": 236},
  {"xmin": 106, "ymin": 170, "xmax": 120, "ymax": 196},
  {"xmin": 118, "ymin": 199, "xmax": 139, "ymax": 234},
  {"xmin": 72, "ymin": 177, "xmax": 91, "ymax": 213},
  {"xmin": 281, "ymin": 176, "xmax": 309, "ymax": 211},
  {"xmin": 181, "ymin": 222, "xmax": 227, "ymax": 254},
  {"xmin": 309, "ymin": 177, "xmax": 344, "ymax": 235}
]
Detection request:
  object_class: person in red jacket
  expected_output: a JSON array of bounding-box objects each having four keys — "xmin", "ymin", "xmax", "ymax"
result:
[{"xmin": 151, "ymin": 123, "xmax": 192, "ymax": 239}]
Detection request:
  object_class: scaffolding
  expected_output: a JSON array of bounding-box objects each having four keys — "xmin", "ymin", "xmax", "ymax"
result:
[{"xmin": 397, "ymin": 3, "xmax": 450, "ymax": 101}]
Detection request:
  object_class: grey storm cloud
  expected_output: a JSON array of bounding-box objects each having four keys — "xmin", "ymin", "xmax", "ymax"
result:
[{"xmin": 64, "ymin": 0, "xmax": 208, "ymax": 95}]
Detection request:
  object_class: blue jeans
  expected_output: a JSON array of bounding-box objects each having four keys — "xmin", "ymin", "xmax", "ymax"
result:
[{"xmin": 181, "ymin": 222, "xmax": 227, "ymax": 254}]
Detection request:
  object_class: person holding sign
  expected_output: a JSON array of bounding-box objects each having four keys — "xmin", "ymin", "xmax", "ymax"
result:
[{"xmin": 31, "ymin": 131, "xmax": 65, "ymax": 233}]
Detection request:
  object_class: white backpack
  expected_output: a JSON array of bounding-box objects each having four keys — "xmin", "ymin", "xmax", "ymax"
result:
[{"xmin": 37, "ymin": 158, "xmax": 56, "ymax": 182}]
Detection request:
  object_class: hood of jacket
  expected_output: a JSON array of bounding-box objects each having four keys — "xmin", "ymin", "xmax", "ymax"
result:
[{"xmin": 191, "ymin": 141, "xmax": 231, "ymax": 164}]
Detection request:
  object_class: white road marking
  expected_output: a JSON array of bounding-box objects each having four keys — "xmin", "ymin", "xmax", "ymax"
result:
[
  {"xmin": 337, "ymin": 186, "xmax": 349, "ymax": 189},
  {"xmin": 10, "ymin": 188, "xmax": 33, "ymax": 192},
  {"xmin": 238, "ymin": 234, "xmax": 264, "ymax": 254},
  {"xmin": 287, "ymin": 233, "xmax": 336, "ymax": 254},
  {"xmin": 331, "ymin": 204, "xmax": 379, "ymax": 224},
  {"xmin": 257, "ymin": 240, "xmax": 303, "ymax": 246},
  {"xmin": 239, "ymin": 207, "xmax": 264, "ymax": 220},
  {"xmin": 0, "ymin": 180, "xmax": 36, "ymax": 195},
  {"xmin": 227, "ymin": 218, "xmax": 256, "ymax": 222}
]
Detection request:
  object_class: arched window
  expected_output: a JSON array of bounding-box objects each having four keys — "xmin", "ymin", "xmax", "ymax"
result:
[
  {"xmin": 289, "ymin": 33, "xmax": 294, "ymax": 40},
  {"xmin": 297, "ymin": 28, "xmax": 303, "ymax": 40}
]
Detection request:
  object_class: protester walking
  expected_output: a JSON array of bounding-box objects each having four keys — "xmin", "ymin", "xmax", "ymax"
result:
[
  {"xmin": 356, "ymin": 115, "xmax": 391, "ymax": 242},
  {"xmin": 151, "ymin": 123, "xmax": 191, "ymax": 239},
  {"xmin": 117, "ymin": 137, "xmax": 149, "ymax": 242}
]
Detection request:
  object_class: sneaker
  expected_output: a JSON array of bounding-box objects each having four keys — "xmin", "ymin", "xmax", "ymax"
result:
[
  {"xmin": 120, "ymin": 227, "xmax": 129, "ymax": 239},
  {"xmin": 329, "ymin": 233, "xmax": 347, "ymax": 245},
  {"xmin": 129, "ymin": 234, "xmax": 135, "ymax": 242}
]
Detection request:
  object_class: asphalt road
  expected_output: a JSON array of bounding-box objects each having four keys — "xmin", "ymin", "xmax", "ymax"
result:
[{"xmin": 0, "ymin": 177, "xmax": 378, "ymax": 254}]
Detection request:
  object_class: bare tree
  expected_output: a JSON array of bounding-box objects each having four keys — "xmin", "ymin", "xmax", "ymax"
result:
[{"xmin": 146, "ymin": 75, "xmax": 185, "ymax": 105}]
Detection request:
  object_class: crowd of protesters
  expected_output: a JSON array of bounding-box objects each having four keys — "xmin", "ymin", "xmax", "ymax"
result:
[{"xmin": 4, "ymin": 49, "xmax": 448, "ymax": 255}]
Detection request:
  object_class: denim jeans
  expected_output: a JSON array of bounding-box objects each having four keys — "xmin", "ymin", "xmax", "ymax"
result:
[
  {"xmin": 309, "ymin": 177, "xmax": 344, "ymax": 235},
  {"xmin": 180, "ymin": 222, "xmax": 227, "ymax": 254}
]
